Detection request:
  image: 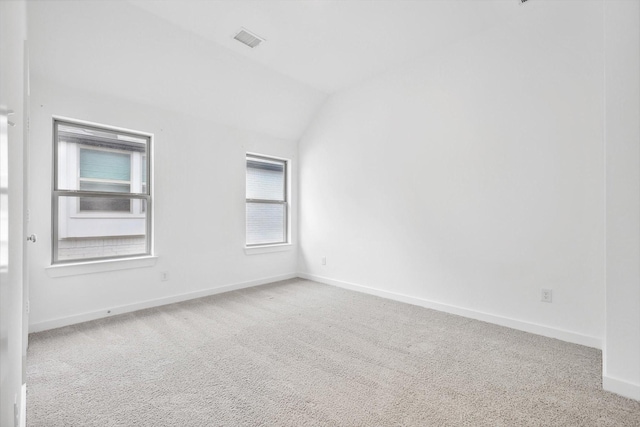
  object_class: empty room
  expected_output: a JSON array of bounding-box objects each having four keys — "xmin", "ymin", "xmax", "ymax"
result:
[{"xmin": 1, "ymin": 0, "xmax": 640, "ymax": 425}]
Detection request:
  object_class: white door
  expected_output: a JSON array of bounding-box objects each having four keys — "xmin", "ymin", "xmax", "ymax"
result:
[
  {"xmin": 0, "ymin": 103, "xmax": 17, "ymax": 427},
  {"xmin": 0, "ymin": 107, "xmax": 26, "ymax": 427}
]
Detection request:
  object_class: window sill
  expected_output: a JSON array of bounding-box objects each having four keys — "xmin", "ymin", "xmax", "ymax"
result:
[
  {"xmin": 244, "ymin": 244, "xmax": 293, "ymax": 255},
  {"xmin": 46, "ymin": 255, "xmax": 157, "ymax": 278}
]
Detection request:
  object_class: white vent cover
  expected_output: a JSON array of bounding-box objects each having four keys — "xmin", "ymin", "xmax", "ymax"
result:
[{"xmin": 233, "ymin": 29, "xmax": 265, "ymax": 48}]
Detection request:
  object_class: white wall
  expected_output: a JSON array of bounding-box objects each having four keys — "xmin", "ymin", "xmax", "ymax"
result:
[
  {"xmin": 604, "ymin": 0, "xmax": 640, "ymax": 401},
  {"xmin": 0, "ymin": 0, "xmax": 27, "ymax": 425},
  {"xmin": 26, "ymin": 0, "xmax": 325, "ymax": 331},
  {"xmin": 299, "ymin": 1, "xmax": 605, "ymax": 348}
]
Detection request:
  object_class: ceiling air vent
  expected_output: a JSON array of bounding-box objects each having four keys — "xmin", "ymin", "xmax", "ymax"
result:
[{"xmin": 233, "ymin": 28, "xmax": 265, "ymax": 49}]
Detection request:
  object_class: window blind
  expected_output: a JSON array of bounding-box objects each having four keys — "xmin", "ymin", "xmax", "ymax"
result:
[{"xmin": 246, "ymin": 156, "xmax": 287, "ymax": 245}]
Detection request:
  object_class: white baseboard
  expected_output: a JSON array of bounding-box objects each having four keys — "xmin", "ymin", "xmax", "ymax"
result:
[
  {"xmin": 29, "ymin": 272, "xmax": 297, "ymax": 333},
  {"xmin": 298, "ymin": 272, "xmax": 602, "ymax": 350},
  {"xmin": 603, "ymin": 375, "xmax": 640, "ymax": 401}
]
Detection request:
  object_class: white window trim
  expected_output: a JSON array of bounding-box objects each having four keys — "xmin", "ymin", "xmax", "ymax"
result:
[
  {"xmin": 245, "ymin": 152, "xmax": 291, "ymax": 249},
  {"xmin": 244, "ymin": 243, "xmax": 294, "ymax": 255},
  {"xmin": 46, "ymin": 255, "xmax": 158, "ymax": 277},
  {"xmin": 52, "ymin": 116, "xmax": 153, "ymax": 265}
]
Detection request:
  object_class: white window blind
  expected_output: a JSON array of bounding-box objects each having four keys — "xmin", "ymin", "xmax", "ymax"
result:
[{"xmin": 246, "ymin": 155, "xmax": 287, "ymax": 246}]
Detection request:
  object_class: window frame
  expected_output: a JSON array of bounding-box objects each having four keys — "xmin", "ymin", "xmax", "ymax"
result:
[
  {"xmin": 52, "ymin": 117, "xmax": 153, "ymax": 264},
  {"xmin": 141, "ymin": 154, "xmax": 147, "ymax": 214},
  {"xmin": 245, "ymin": 153, "xmax": 289, "ymax": 247}
]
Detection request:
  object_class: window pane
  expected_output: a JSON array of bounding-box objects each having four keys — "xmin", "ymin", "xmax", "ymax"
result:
[
  {"xmin": 79, "ymin": 181, "xmax": 131, "ymax": 193},
  {"xmin": 246, "ymin": 157, "xmax": 285, "ymax": 201},
  {"xmin": 57, "ymin": 196, "xmax": 147, "ymax": 261},
  {"xmin": 246, "ymin": 202, "xmax": 285, "ymax": 245},
  {"xmin": 80, "ymin": 149, "xmax": 130, "ymax": 181},
  {"xmin": 56, "ymin": 122, "xmax": 148, "ymax": 193},
  {"xmin": 79, "ymin": 197, "xmax": 131, "ymax": 212}
]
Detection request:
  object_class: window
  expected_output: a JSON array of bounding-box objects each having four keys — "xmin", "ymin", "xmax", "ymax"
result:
[
  {"xmin": 246, "ymin": 154, "xmax": 288, "ymax": 246},
  {"xmin": 52, "ymin": 119, "xmax": 151, "ymax": 263}
]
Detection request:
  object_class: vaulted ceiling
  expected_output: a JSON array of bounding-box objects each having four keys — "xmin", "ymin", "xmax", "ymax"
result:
[
  {"xmin": 28, "ymin": 0, "xmax": 534, "ymax": 140},
  {"xmin": 130, "ymin": 0, "xmax": 522, "ymax": 94}
]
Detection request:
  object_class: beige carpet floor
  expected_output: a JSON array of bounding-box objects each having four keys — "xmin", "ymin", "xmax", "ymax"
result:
[{"xmin": 27, "ymin": 278, "xmax": 640, "ymax": 426}]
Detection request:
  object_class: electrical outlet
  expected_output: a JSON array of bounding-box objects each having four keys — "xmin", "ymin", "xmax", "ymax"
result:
[
  {"xmin": 160, "ymin": 271, "xmax": 169, "ymax": 281},
  {"xmin": 541, "ymin": 289, "xmax": 553, "ymax": 303},
  {"xmin": 321, "ymin": 256, "xmax": 326, "ymax": 266}
]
